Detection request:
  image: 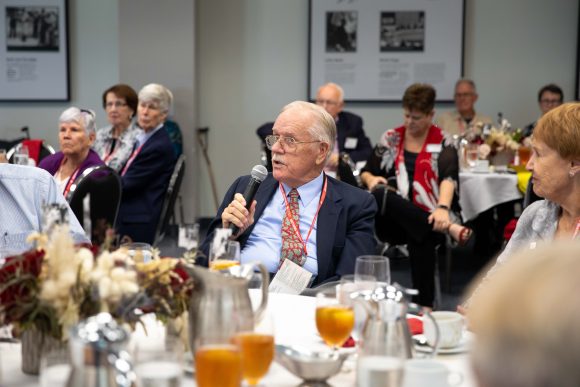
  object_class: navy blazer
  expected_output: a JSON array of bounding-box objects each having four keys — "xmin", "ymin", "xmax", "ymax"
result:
[
  {"xmin": 336, "ymin": 111, "xmax": 373, "ymax": 163},
  {"xmin": 199, "ymin": 174, "xmax": 377, "ymax": 285},
  {"xmin": 116, "ymin": 126, "xmax": 176, "ymax": 244}
]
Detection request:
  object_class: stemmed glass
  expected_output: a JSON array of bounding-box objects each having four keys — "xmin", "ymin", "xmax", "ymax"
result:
[
  {"xmin": 315, "ymin": 286, "xmax": 355, "ymax": 353},
  {"xmin": 209, "ymin": 240, "xmax": 241, "ymax": 270},
  {"xmin": 355, "ymin": 255, "xmax": 390, "ymax": 288},
  {"xmin": 232, "ymin": 312, "xmax": 275, "ymax": 386}
]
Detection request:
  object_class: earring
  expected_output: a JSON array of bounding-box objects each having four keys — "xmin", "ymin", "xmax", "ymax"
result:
[{"xmin": 571, "ymin": 171, "xmax": 576, "ymax": 178}]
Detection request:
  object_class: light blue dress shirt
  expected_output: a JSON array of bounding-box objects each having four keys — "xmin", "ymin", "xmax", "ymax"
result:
[
  {"xmin": 240, "ymin": 172, "xmax": 325, "ymax": 276},
  {"xmin": 0, "ymin": 164, "xmax": 89, "ymax": 260}
]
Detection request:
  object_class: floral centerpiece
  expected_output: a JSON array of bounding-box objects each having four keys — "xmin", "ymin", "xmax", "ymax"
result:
[
  {"xmin": 461, "ymin": 118, "xmax": 528, "ymax": 166},
  {"xmin": 0, "ymin": 226, "xmax": 194, "ymax": 374}
]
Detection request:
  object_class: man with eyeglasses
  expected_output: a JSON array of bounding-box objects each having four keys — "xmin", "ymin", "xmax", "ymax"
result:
[
  {"xmin": 200, "ymin": 101, "xmax": 377, "ymax": 286},
  {"xmin": 315, "ymin": 82, "xmax": 372, "ymax": 170},
  {"xmin": 435, "ymin": 79, "xmax": 493, "ymax": 136},
  {"xmin": 523, "ymin": 84, "xmax": 563, "ymax": 138}
]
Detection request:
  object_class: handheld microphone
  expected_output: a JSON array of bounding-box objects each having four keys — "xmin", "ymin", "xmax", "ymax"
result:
[{"xmin": 229, "ymin": 165, "xmax": 268, "ymax": 235}]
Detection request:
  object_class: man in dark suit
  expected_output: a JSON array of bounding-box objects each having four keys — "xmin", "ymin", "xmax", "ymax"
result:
[
  {"xmin": 201, "ymin": 101, "xmax": 376, "ymax": 285},
  {"xmin": 116, "ymin": 83, "xmax": 176, "ymax": 244},
  {"xmin": 315, "ymin": 82, "xmax": 372, "ymax": 165}
]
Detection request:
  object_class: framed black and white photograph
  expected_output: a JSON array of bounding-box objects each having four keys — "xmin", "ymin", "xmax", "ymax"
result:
[
  {"xmin": 0, "ymin": 0, "xmax": 69, "ymax": 101},
  {"xmin": 309, "ymin": 0, "xmax": 465, "ymax": 102}
]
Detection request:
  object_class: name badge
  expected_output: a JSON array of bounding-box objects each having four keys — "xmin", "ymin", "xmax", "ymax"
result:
[
  {"xmin": 344, "ymin": 137, "xmax": 358, "ymax": 149},
  {"xmin": 269, "ymin": 259, "xmax": 313, "ymax": 295},
  {"xmin": 426, "ymin": 144, "xmax": 442, "ymax": 153}
]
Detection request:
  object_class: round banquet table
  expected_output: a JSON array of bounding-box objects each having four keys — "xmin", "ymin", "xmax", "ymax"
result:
[
  {"xmin": 0, "ymin": 291, "xmax": 476, "ymax": 386},
  {"xmin": 459, "ymin": 171, "xmax": 522, "ymax": 222}
]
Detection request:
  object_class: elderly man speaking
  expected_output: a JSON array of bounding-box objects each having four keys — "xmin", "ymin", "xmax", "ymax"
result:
[{"xmin": 200, "ymin": 101, "xmax": 377, "ymax": 286}]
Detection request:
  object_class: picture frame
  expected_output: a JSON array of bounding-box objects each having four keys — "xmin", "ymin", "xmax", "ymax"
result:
[
  {"xmin": 308, "ymin": 0, "xmax": 465, "ymax": 103},
  {"xmin": 0, "ymin": 0, "xmax": 70, "ymax": 101}
]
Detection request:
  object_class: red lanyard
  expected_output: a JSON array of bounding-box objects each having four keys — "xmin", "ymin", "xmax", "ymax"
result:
[
  {"xmin": 279, "ymin": 176, "xmax": 328, "ymax": 257},
  {"xmin": 59, "ymin": 158, "xmax": 81, "ymax": 197},
  {"xmin": 102, "ymin": 140, "xmax": 117, "ymax": 163},
  {"xmin": 121, "ymin": 144, "xmax": 144, "ymax": 176}
]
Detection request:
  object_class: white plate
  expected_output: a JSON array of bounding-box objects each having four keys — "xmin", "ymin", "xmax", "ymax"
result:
[
  {"xmin": 184, "ymin": 352, "xmax": 195, "ymax": 374},
  {"xmin": 414, "ymin": 332, "xmax": 473, "ymax": 355}
]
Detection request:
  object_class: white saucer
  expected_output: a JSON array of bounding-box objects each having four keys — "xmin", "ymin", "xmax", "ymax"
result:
[
  {"xmin": 184, "ymin": 352, "xmax": 195, "ymax": 374},
  {"xmin": 414, "ymin": 332, "xmax": 472, "ymax": 355}
]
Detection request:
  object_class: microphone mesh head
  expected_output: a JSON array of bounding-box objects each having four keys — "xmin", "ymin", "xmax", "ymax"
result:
[{"xmin": 250, "ymin": 165, "xmax": 268, "ymax": 182}]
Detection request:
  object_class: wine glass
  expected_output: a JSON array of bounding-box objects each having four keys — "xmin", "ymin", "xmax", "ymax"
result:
[
  {"xmin": 232, "ymin": 312, "xmax": 275, "ymax": 386},
  {"xmin": 315, "ymin": 286, "xmax": 355, "ymax": 353},
  {"xmin": 195, "ymin": 336, "xmax": 243, "ymax": 387},
  {"xmin": 354, "ymin": 255, "xmax": 390, "ymax": 288},
  {"xmin": 209, "ymin": 240, "xmax": 241, "ymax": 270}
]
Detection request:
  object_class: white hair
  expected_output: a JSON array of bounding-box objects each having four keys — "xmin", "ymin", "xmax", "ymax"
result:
[
  {"xmin": 59, "ymin": 107, "xmax": 96, "ymax": 133},
  {"xmin": 138, "ymin": 83, "xmax": 173, "ymax": 113},
  {"xmin": 319, "ymin": 82, "xmax": 345, "ymax": 102},
  {"xmin": 281, "ymin": 101, "xmax": 336, "ymax": 162}
]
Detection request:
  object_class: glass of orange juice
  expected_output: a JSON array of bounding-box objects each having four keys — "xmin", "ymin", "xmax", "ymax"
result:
[
  {"xmin": 232, "ymin": 313, "xmax": 275, "ymax": 386},
  {"xmin": 316, "ymin": 286, "xmax": 355, "ymax": 352},
  {"xmin": 209, "ymin": 240, "xmax": 241, "ymax": 270},
  {"xmin": 195, "ymin": 343, "xmax": 242, "ymax": 387}
]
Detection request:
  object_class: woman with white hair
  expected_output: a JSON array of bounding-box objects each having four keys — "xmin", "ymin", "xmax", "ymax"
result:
[
  {"xmin": 39, "ymin": 107, "xmax": 105, "ymax": 196},
  {"xmin": 116, "ymin": 83, "xmax": 177, "ymax": 244}
]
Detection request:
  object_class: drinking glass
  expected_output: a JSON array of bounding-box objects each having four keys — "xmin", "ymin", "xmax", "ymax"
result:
[
  {"xmin": 134, "ymin": 336, "xmax": 184, "ymax": 387},
  {"xmin": 209, "ymin": 240, "xmax": 241, "ymax": 270},
  {"xmin": 337, "ymin": 274, "xmax": 376, "ymax": 342},
  {"xmin": 315, "ymin": 286, "xmax": 355, "ymax": 352},
  {"xmin": 195, "ymin": 340, "xmax": 243, "ymax": 387},
  {"xmin": 13, "ymin": 145, "xmax": 29, "ymax": 165},
  {"xmin": 39, "ymin": 349, "xmax": 71, "ymax": 387},
  {"xmin": 232, "ymin": 312, "xmax": 275, "ymax": 386},
  {"xmin": 0, "ymin": 148, "xmax": 7, "ymax": 163},
  {"xmin": 354, "ymin": 255, "xmax": 391, "ymax": 287},
  {"xmin": 121, "ymin": 242, "xmax": 153, "ymax": 263},
  {"xmin": 464, "ymin": 143, "xmax": 479, "ymax": 170}
]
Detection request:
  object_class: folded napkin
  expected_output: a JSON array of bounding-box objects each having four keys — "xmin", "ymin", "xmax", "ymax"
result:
[{"xmin": 407, "ymin": 317, "xmax": 423, "ymax": 335}]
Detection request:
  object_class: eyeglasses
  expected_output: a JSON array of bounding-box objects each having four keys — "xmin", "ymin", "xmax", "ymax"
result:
[
  {"xmin": 265, "ymin": 135, "xmax": 321, "ymax": 150},
  {"xmin": 540, "ymin": 99, "xmax": 561, "ymax": 105},
  {"xmin": 315, "ymin": 99, "xmax": 339, "ymax": 106},
  {"xmin": 105, "ymin": 101, "xmax": 128, "ymax": 109}
]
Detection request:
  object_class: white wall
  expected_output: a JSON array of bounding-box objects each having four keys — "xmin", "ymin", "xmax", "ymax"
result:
[
  {"xmin": 196, "ymin": 0, "xmax": 578, "ymax": 217},
  {"xmin": 0, "ymin": 0, "xmax": 119, "ymax": 145}
]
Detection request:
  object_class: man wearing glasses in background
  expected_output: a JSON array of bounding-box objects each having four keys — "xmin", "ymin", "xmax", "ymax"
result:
[
  {"xmin": 200, "ymin": 101, "xmax": 377, "ymax": 286},
  {"xmin": 435, "ymin": 79, "xmax": 493, "ymax": 136},
  {"xmin": 523, "ymin": 84, "xmax": 564, "ymax": 138},
  {"xmin": 315, "ymin": 82, "xmax": 372, "ymax": 173}
]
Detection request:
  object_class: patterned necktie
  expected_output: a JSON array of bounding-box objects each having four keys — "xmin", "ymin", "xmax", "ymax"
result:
[{"xmin": 280, "ymin": 188, "xmax": 305, "ymax": 266}]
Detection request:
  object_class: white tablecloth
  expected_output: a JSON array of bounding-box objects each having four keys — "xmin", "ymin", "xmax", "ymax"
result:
[
  {"xmin": 459, "ymin": 171, "xmax": 522, "ymax": 222},
  {"xmin": 1, "ymin": 292, "xmax": 476, "ymax": 386}
]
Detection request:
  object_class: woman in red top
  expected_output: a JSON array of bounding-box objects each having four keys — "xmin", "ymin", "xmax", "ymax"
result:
[{"xmin": 361, "ymin": 83, "xmax": 471, "ymax": 308}]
